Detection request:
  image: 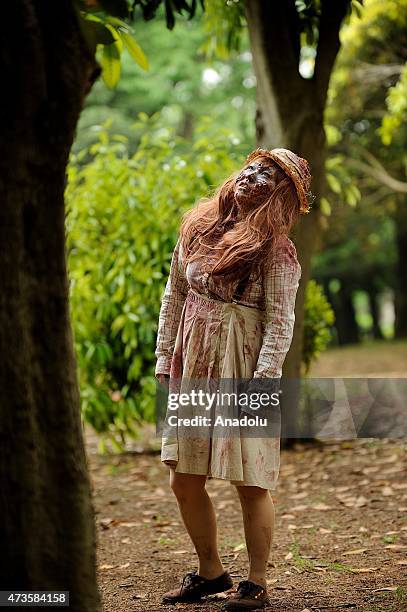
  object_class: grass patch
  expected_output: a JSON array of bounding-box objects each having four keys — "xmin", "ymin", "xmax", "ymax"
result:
[
  {"xmin": 382, "ymin": 534, "xmax": 398, "ymax": 544},
  {"xmin": 355, "ymin": 586, "xmax": 407, "ymax": 612},
  {"xmin": 289, "ymin": 542, "xmax": 360, "ymax": 574},
  {"xmin": 288, "ymin": 541, "xmax": 317, "ymax": 572},
  {"xmin": 158, "ymin": 537, "xmax": 177, "ymax": 546}
]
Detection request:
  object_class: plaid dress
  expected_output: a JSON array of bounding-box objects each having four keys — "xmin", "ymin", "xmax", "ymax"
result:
[{"xmin": 155, "ymin": 234, "xmax": 302, "ymax": 490}]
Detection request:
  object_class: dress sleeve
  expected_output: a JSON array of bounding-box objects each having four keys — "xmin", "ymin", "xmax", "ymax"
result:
[
  {"xmin": 252, "ymin": 237, "xmax": 302, "ymax": 380},
  {"xmin": 155, "ymin": 237, "xmax": 190, "ymax": 377}
]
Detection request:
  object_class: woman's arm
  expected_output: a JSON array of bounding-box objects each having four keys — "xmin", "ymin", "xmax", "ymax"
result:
[
  {"xmin": 155, "ymin": 236, "xmax": 189, "ymax": 377},
  {"xmin": 252, "ymin": 237, "xmax": 302, "ymax": 381}
]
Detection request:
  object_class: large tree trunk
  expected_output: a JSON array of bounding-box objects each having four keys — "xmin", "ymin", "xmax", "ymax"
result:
[
  {"xmin": 0, "ymin": 2, "xmax": 101, "ymax": 609},
  {"xmin": 366, "ymin": 283, "xmax": 384, "ymax": 341},
  {"xmin": 244, "ymin": 0, "xmax": 350, "ymax": 445},
  {"xmin": 394, "ymin": 194, "xmax": 407, "ymax": 338},
  {"xmin": 334, "ymin": 280, "xmax": 360, "ymax": 345}
]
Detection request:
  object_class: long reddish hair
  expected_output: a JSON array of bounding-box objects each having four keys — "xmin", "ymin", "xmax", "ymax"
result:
[{"xmin": 179, "ymin": 154, "xmax": 301, "ymax": 284}]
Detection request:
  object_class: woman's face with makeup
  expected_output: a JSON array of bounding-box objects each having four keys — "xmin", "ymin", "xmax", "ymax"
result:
[{"xmin": 233, "ymin": 159, "xmax": 278, "ymax": 212}]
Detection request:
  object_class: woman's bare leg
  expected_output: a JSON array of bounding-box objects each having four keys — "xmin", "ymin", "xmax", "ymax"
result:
[
  {"xmin": 235, "ymin": 485, "xmax": 275, "ymax": 587},
  {"xmin": 169, "ymin": 468, "xmax": 225, "ymax": 579}
]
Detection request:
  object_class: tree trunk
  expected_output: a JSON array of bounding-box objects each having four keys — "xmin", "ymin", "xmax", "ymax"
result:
[
  {"xmin": 394, "ymin": 194, "xmax": 407, "ymax": 338},
  {"xmin": 244, "ymin": 0, "xmax": 350, "ymax": 446},
  {"xmin": 336, "ymin": 281, "xmax": 360, "ymax": 345},
  {"xmin": 0, "ymin": 2, "xmax": 101, "ymax": 609},
  {"xmin": 366, "ymin": 284, "xmax": 384, "ymax": 340}
]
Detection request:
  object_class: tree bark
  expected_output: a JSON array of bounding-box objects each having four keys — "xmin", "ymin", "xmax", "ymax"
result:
[
  {"xmin": 244, "ymin": 0, "xmax": 350, "ymax": 445},
  {"xmin": 335, "ymin": 280, "xmax": 360, "ymax": 345},
  {"xmin": 0, "ymin": 2, "xmax": 101, "ymax": 609},
  {"xmin": 394, "ymin": 193, "xmax": 407, "ymax": 338},
  {"xmin": 366, "ymin": 284, "xmax": 384, "ymax": 340}
]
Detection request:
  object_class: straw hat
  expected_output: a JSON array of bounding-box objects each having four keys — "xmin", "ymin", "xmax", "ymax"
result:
[{"xmin": 245, "ymin": 147, "xmax": 315, "ymax": 214}]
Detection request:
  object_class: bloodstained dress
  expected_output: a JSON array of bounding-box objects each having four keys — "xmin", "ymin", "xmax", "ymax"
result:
[{"xmin": 155, "ymin": 234, "xmax": 301, "ymax": 491}]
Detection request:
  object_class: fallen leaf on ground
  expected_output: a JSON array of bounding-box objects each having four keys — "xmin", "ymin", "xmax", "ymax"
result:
[
  {"xmin": 312, "ymin": 503, "xmax": 332, "ymax": 510},
  {"xmin": 343, "ymin": 548, "xmax": 368, "ymax": 555},
  {"xmin": 372, "ymin": 586, "xmax": 399, "ymax": 592},
  {"xmin": 173, "ymin": 550, "xmax": 189, "ymax": 554},
  {"xmin": 281, "ymin": 513, "xmax": 297, "ymax": 519},
  {"xmin": 381, "ymin": 486, "xmax": 394, "ymax": 496},
  {"xmin": 290, "ymin": 491, "xmax": 308, "ymax": 500}
]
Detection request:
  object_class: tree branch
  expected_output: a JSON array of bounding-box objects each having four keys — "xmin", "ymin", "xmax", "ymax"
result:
[
  {"xmin": 313, "ymin": 0, "xmax": 350, "ymax": 109},
  {"xmin": 353, "ymin": 61, "xmax": 404, "ymax": 85},
  {"xmin": 362, "ymin": 184, "xmax": 392, "ymax": 206},
  {"xmin": 348, "ymin": 148, "xmax": 407, "ymax": 193}
]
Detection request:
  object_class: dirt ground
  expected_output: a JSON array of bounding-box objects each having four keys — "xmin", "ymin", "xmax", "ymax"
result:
[{"xmin": 88, "ymin": 434, "xmax": 407, "ymax": 612}]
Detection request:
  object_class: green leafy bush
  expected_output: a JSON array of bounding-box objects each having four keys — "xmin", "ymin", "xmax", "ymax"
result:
[{"xmin": 302, "ymin": 279, "xmax": 336, "ymax": 374}]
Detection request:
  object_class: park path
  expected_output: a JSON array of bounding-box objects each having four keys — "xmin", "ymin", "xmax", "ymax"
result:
[{"xmin": 87, "ymin": 433, "xmax": 407, "ymax": 612}]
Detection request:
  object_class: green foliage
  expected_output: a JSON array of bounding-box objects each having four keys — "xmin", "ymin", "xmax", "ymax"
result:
[
  {"xmin": 77, "ymin": 0, "xmax": 206, "ymax": 89},
  {"xmin": 312, "ymin": 208, "xmax": 397, "ymax": 294},
  {"xmin": 66, "ymin": 112, "xmax": 245, "ymax": 451},
  {"xmin": 322, "ymin": 122, "xmax": 363, "ymax": 216},
  {"xmin": 327, "ymin": 0, "xmax": 406, "ymax": 141},
  {"xmin": 74, "ymin": 5, "xmax": 256, "ymax": 155},
  {"xmin": 200, "ymin": 0, "xmax": 246, "ymax": 60},
  {"xmin": 79, "ymin": 12, "xmax": 149, "ymax": 87},
  {"xmin": 302, "ymin": 280, "xmax": 336, "ymax": 374},
  {"xmin": 319, "ymin": 0, "xmax": 405, "ymax": 315},
  {"xmin": 325, "ymin": 154, "xmax": 362, "ymax": 213},
  {"xmin": 379, "ymin": 63, "xmax": 407, "ymax": 145},
  {"xmin": 200, "ymin": 0, "xmax": 364, "ymax": 62}
]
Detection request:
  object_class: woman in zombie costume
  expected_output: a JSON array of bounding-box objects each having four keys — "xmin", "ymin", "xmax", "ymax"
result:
[{"xmin": 155, "ymin": 147, "xmax": 314, "ymax": 610}]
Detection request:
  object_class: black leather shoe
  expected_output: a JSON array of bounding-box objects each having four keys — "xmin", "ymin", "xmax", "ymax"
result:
[
  {"xmin": 162, "ymin": 569, "xmax": 233, "ymax": 604},
  {"xmin": 221, "ymin": 579, "xmax": 270, "ymax": 610}
]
